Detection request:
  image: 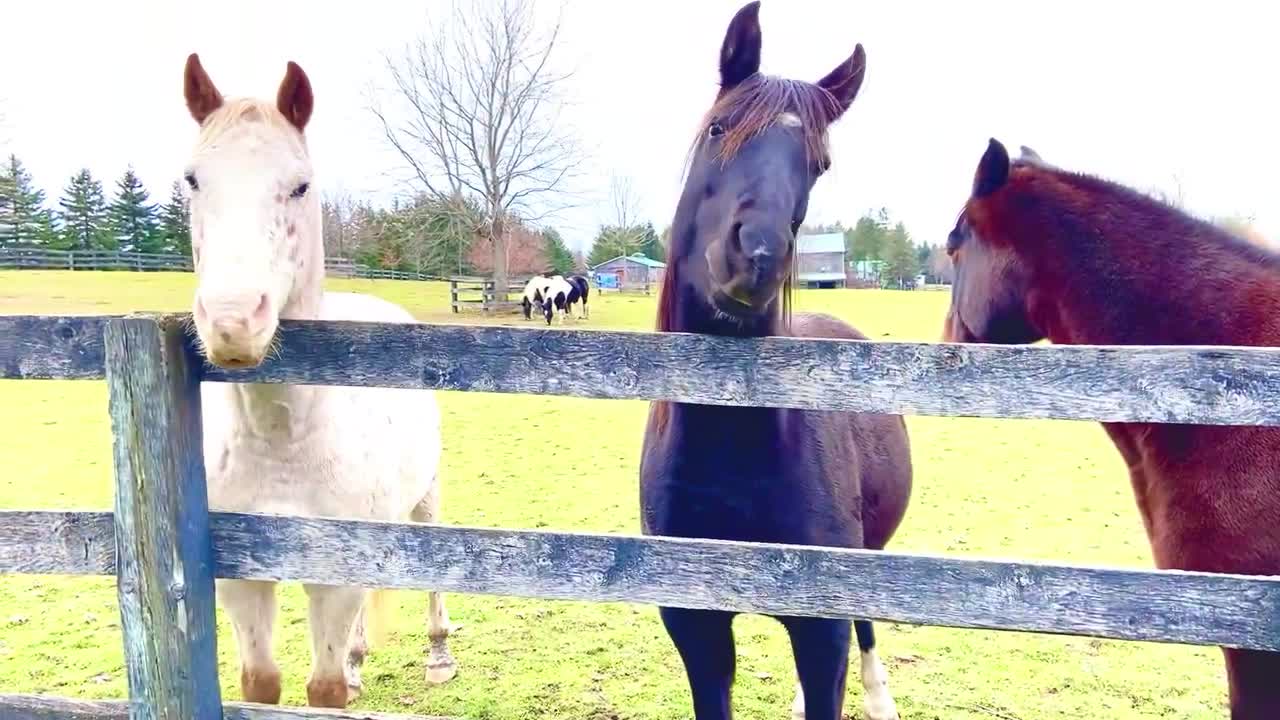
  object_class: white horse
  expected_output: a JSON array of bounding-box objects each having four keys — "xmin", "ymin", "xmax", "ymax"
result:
[{"xmin": 180, "ymin": 54, "xmax": 458, "ymax": 708}]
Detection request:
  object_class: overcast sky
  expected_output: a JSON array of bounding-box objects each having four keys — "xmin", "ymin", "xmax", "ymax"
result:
[{"xmin": 1, "ymin": 0, "xmax": 1274, "ymax": 251}]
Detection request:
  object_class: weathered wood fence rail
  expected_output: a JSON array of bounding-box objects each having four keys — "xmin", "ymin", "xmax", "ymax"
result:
[
  {"xmin": 3, "ymin": 312, "xmax": 1280, "ymax": 719},
  {"xmin": 0, "ymin": 248, "xmax": 442, "ymax": 282},
  {"xmin": 448, "ymin": 276, "xmax": 529, "ymax": 314}
]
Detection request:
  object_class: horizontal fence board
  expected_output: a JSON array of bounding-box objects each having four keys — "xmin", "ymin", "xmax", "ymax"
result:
[
  {"xmin": 0, "ymin": 511, "xmax": 115, "ymax": 575},
  {"xmin": 0, "ymin": 316, "xmax": 113, "ymax": 380},
  {"xmin": 0, "ymin": 695, "xmax": 455, "ymax": 720},
  {"xmin": 6, "ymin": 510, "xmax": 1280, "ymax": 650},
  {"xmin": 10, "ymin": 314, "xmax": 1280, "ymax": 426}
]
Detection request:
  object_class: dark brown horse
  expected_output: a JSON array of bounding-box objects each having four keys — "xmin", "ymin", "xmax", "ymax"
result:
[
  {"xmin": 639, "ymin": 3, "xmax": 913, "ymax": 719},
  {"xmin": 944, "ymin": 138, "xmax": 1280, "ymax": 719}
]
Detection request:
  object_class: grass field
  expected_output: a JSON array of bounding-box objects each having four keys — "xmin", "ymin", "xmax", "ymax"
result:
[{"xmin": 0, "ymin": 270, "xmax": 1225, "ymax": 719}]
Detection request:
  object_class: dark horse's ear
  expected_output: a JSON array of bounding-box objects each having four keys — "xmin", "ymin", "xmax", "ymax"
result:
[
  {"xmin": 720, "ymin": 1, "xmax": 762, "ymax": 90},
  {"xmin": 974, "ymin": 138, "xmax": 1011, "ymax": 198},
  {"xmin": 817, "ymin": 44, "xmax": 867, "ymax": 119}
]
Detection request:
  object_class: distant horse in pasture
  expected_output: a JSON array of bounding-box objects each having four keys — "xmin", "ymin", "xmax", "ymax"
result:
[
  {"xmin": 180, "ymin": 54, "xmax": 458, "ymax": 709},
  {"xmin": 567, "ymin": 274, "xmax": 590, "ymax": 319},
  {"xmin": 521, "ymin": 275, "xmax": 552, "ymax": 320},
  {"xmin": 943, "ymin": 138, "xmax": 1280, "ymax": 719},
  {"xmin": 540, "ymin": 274, "xmax": 589, "ymax": 324},
  {"xmin": 639, "ymin": 4, "xmax": 912, "ymax": 719}
]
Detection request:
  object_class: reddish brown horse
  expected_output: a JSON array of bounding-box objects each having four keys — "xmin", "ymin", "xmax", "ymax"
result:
[
  {"xmin": 640, "ymin": 3, "xmax": 912, "ymax": 719},
  {"xmin": 944, "ymin": 138, "xmax": 1280, "ymax": 719}
]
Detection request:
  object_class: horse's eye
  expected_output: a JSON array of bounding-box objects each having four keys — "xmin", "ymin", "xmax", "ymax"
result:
[
  {"xmin": 184, "ymin": 173, "xmax": 199, "ymax": 191},
  {"xmin": 291, "ymin": 182, "xmax": 310, "ymax": 199},
  {"xmin": 707, "ymin": 122, "xmax": 725, "ymax": 138}
]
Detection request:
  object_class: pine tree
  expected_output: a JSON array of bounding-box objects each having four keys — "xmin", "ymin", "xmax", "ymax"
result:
[
  {"xmin": 157, "ymin": 180, "xmax": 192, "ymax": 256},
  {"xmin": 0, "ymin": 154, "xmax": 53, "ymax": 246},
  {"xmin": 109, "ymin": 166, "xmax": 160, "ymax": 253},
  {"xmin": 58, "ymin": 169, "xmax": 112, "ymax": 251},
  {"xmin": 542, "ymin": 227, "xmax": 575, "ymax": 274}
]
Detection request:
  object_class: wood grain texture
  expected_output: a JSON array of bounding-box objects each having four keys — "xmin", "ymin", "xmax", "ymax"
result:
[
  {"xmin": 0, "ymin": 315, "xmax": 112, "ymax": 379},
  {"xmin": 0, "ymin": 695, "xmax": 456, "ymax": 720},
  {"xmin": 210, "ymin": 512, "xmax": 1280, "ymax": 652},
  {"xmin": 12, "ymin": 313, "xmax": 1280, "ymax": 426},
  {"xmin": 0, "ymin": 511, "xmax": 114, "ymax": 575},
  {"xmin": 8, "ymin": 508, "xmax": 1280, "ymax": 649},
  {"xmin": 105, "ymin": 314, "xmax": 221, "ymax": 720}
]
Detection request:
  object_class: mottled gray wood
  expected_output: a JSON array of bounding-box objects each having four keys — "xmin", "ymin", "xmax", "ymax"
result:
[
  {"xmin": 105, "ymin": 314, "xmax": 220, "ymax": 719},
  {"xmin": 0, "ymin": 315, "xmax": 112, "ymax": 379},
  {"xmin": 212, "ymin": 512, "xmax": 1280, "ymax": 652},
  {"xmin": 7, "ymin": 508, "xmax": 1280, "ymax": 649},
  {"xmin": 13, "ymin": 313, "xmax": 1280, "ymax": 426},
  {"xmin": 0, "ymin": 511, "xmax": 114, "ymax": 575},
  {"xmin": 199, "ymin": 317, "xmax": 1280, "ymax": 427},
  {"xmin": 0, "ymin": 695, "xmax": 455, "ymax": 720}
]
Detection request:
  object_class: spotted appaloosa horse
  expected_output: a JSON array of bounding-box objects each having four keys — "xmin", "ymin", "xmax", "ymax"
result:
[
  {"xmin": 944, "ymin": 138, "xmax": 1280, "ymax": 719},
  {"xmin": 180, "ymin": 53, "xmax": 458, "ymax": 709},
  {"xmin": 639, "ymin": 4, "xmax": 912, "ymax": 719}
]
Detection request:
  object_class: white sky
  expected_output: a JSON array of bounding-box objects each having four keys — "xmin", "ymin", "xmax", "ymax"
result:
[{"xmin": 1, "ymin": 0, "xmax": 1275, "ymax": 251}]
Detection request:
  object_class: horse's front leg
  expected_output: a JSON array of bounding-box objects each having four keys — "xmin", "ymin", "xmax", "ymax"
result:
[
  {"xmin": 660, "ymin": 606, "xmax": 736, "ymax": 719},
  {"xmin": 303, "ymin": 584, "xmax": 367, "ymax": 708},
  {"xmin": 217, "ymin": 579, "xmax": 282, "ymax": 704}
]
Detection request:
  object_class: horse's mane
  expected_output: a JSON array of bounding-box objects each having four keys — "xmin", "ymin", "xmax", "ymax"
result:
[
  {"xmin": 999, "ymin": 161, "xmax": 1280, "ymax": 271},
  {"xmin": 195, "ymin": 97, "xmax": 305, "ymax": 154},
  {"xmin": 656, "ymin": 74, "xmax": 827, "ymax": 333}
]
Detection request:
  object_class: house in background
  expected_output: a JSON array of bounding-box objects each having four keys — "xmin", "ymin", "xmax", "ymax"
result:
[
  {"xmin": 796, "ymin": 232, "xmax": 846, "ymax": 289},
  {"xmin": 589, "ymin": 252, "xmax": 666, "ymax": 291}
]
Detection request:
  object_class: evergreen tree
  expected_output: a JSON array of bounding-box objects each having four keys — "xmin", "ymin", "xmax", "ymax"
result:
[
  {"xmin": 883, "ymin": 221, "xmax": 919, "ymax": 288},
  {"xmin": 109, "ymin": 166, "xmax": 160, "ymax": 253},
  {"xmin": 542, "ymin": 227, "xmax": 575, "ymax": 274},
  {"xmin": 0, "ymin": 154, "xmax": 53, "ymax": 246},
  {"xmin": 157, "ymin": 180, "xmax": 192, "ymax": 256},
  {"xmin": 57, "ymin": 168, "xmax": 112, "ymax": 251}
]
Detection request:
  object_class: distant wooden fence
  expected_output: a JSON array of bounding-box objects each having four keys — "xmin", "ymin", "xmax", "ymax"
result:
[
  {"xmin": 449, "ymin": 276, "xmax": 529, "ymax": 314},
  {"xmin": 0, "ymin": 248, "xmax": 444, "ymax": 282},
  {"xmin": 5, "ymin": 313, "xmax": 1280, "ymax": 718}
]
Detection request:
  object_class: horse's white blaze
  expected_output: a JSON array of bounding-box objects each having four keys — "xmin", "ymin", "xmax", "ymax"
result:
[
  {"xmin": 777, "ymin": 111, "xmax": 803, "ymax": 127},
  {"xmin": 182, "ymin": 55, "xmax": 455, "ymax": 707}
]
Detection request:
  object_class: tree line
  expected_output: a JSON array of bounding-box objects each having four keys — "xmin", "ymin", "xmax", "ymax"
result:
[
  {"xmin": 0, "ymin": 155, "xmax": 190, "ymax": 255},
  {"xmin": 805, "ymin": 208, "xmax": 950, "ymax": 288}
]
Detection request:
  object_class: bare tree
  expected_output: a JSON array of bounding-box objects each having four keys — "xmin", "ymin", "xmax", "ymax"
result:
[
  {"xmin": 599, "ymin": 173, "xmax": 646, "ymax": 257},
  {"xmin": 370, "ymin": 0, "xmax": 583, "ymax": 298}
]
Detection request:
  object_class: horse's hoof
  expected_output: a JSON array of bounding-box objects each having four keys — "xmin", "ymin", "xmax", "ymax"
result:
[
  {"xmin": 425, "ymin": 660, "xmax": 457, "ymax": 685},
  {"xmin": 306, "ymin": 675, "xmax": 354, "ymax": 708},
  {"xmin": 864, "ymin": 694, "xmax": 899, "ymax": 720}
]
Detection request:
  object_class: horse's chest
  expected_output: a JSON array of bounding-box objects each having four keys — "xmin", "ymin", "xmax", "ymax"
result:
[{"xmin": 204, "ymin": 435, "xmax": 394, "ymax": 518}]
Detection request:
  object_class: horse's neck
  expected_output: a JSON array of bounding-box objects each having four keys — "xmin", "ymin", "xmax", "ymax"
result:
[
  {"xmin": 227, "ymin": 236, "xmax": 328, "ymax": 442},
  {"xmin": 1033, "ymin": 217, "xmax": 1279, "ymax": 347}
]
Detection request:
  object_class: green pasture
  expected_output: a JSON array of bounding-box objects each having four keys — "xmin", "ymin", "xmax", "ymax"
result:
[{"xmin": 0, "ymin": 270, "xmax": 1223, "ymax": 718}]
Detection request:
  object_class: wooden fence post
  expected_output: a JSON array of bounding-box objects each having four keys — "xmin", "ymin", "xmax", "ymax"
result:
[{"xmin": 105, "ymin": 314, "xmax": 221, "ymax": 720}]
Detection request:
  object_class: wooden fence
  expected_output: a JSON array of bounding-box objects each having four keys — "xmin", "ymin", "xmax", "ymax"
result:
[
  {"xmin": 449, "ymin": 276, "xmax": 529, "ymax": 314},
  {"xmin": 0, "ymin": 248, "xmax": 443, "ymax": 282},
  {"xmin": 4, "ymin": 313, "xmax": 1280, "ymax": 719}
]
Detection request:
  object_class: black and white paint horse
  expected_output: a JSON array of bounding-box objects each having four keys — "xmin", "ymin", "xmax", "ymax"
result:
[
  {"xmin": 541, "ymin": 274, "xmax": 590, "ymax": 324},
  {"xmin": 521, "ymin": 276, "xmax": 553, "ymax": 320}
]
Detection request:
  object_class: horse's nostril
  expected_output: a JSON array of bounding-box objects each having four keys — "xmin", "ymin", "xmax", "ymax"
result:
[{"xmin": 730, "ymin": 222, "xmax": 744, "ymax": 255}]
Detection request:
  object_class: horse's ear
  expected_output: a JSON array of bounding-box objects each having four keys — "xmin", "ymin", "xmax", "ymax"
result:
[
  {"xmin": 719, "ymin": 1, "xmax": 762, "ymax": 90},
  {"xmin": 974, "ymin": 138, "xmax": 1011, "ymax": 198},
  {"xmin": 184, "ymin": 53, "xmax": 223, "ymax": 125},
  {"xmin": 817, "ymin": 44, "xmax": 866, "ymax": 119},
  {"xmin": 1020, "ymin": 145, "xmax": 1043, "ymax": 163},
  {"xmin": 276, "ymin": 61, "xmax": 314, "ymax": 132}
]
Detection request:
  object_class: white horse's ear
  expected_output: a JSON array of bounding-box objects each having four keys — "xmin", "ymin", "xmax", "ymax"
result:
[
  {"xmin": 1019, "ymin": 145, "xmax": 1046, "ymax": 165},
  {"xmin": 184, "ymin": 53, "xmax": 223, "ymax": 124},
  {"xmin": 276, "ymin": 61, "xmax": 314, "ymax": 132}
]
